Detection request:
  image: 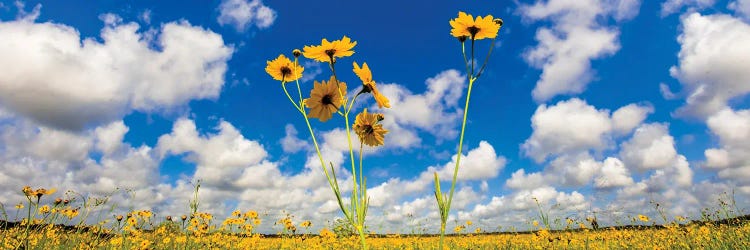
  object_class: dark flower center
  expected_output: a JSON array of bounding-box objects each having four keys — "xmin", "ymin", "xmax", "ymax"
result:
[
  {"xmin": 363, "ymin": 125, "xmax": 374, "ymax": 135},
  {"xmin": 322, "ymin": 94, "xmax": 334, "ymax": 105},
  {"xmin": 467, "ymin": 26, "xmax": 480, "ymax": 36},
  {"xmin": 325, "ymin": 49, "xmax": 336, "ymax": 57},
  {"xmin": 280, "ymin": 66, "xmax": 292, "ymax": 76},
  {"xmin": 361, "ymin": 83, "xmax": 373, "ymax": 93}
]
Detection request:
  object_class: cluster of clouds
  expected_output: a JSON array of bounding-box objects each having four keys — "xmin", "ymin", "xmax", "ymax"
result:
[{"xmin": 0, "ymin": 0, "xmax": 749, "ymax": 233}]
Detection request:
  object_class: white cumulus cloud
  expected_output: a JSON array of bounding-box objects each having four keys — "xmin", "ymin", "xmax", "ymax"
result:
[
  {"xmin": 522, "ymin": 98, "xmax": 651, "ymax": 162},
  {"xmin": 669, "ymin": 13, "xmax": 750, "ymax": 118},
  {"xmin": 519, "ymin": 0, "xmax": 639, "ymax": 101},
  {"xmin": 217, "ymin": 0, "xmax": 277, "ymax": 31},
  {"xmin": 0, "ymin": 17, "xmax": 233, "ymax": 131}
]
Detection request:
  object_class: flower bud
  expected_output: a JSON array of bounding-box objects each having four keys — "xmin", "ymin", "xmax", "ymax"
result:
[
  {"xmin": 116, "ymin": 215, "xmax": 123, "ymax": 221},
  {"xmin": 494, "ymin": 18, "xmax": 504, "ymax": 27},
  {"xmin": 292, "ymin": 49, "xmax": 302, "ymax": 58}
]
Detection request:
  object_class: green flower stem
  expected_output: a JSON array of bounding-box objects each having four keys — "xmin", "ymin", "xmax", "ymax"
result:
[
  {"xmin": 359, "ymin": 142, "xmax": 367, "ymax": 213},
  {"xmin": 438, "ymin": 32, "xmax": 500, "ymax": 250},
  {"xmin": 293, "ymin": 58, "xmax": 304, "ymax": 105},
  {"xmin": 290, "ymin": 77, "xmax": 350, "ymax": 222},
  {"xmin": 475, "ymin": 37, "xmax": 498, "ymax": 78},
  {"xmin": 282, "ymin": 82, "xmax": 301, "ymax": 112},
  {"xmin": 446, "ymin": 76, "xmax": 474, "ymax": 216},
  {"xmin": 23, "ymin": 197, "xmax": 32, "ymax": 249},
  {"xmin": 289, "ymin": 58, "xmax": 367, "ymax": 249},
  {"xmin": 330, "ymin": 58, "xmax": 368, "ymax": 250},
  {"xmin": 282, "ymin": 60, "xmax": 354, "ymax": 227}
]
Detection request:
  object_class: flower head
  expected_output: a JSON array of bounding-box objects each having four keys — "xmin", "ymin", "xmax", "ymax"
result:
[
  {"xmin": 353, "ymin": 109, "xmax": 388, "ymax": 147},
  {"xmin": 305, "ymin": 76, "xmax": 347, "ymax": 122},
  {"xmin": 265, "ymin": 54, "xmax": 304, "ymax": 82},
  {"xmin": 638, "ymin": 214, "xmax": 650, "ymax": 222},
  {"xmin": 244, "ymin": 210, "xmax": 259, "ymax": 219},
  {"xmin": 353, "ymin": 62, "xmax": 390, "ymax": 108},
  {"xmin": 303, "ymin": 36, "xmax": 357, "ymax": 63},
  {"xmin": 22, "ymin": 186, "xmax": 33, "ymax": 196},
  {"xmin": 39, "ymin": 205, "xmax": 50, "ymax": 214},
  {"xmin": 450, "ymin": 12, "xmax": 501, "ymax": 40},
  {"xmin": 300, "ymin": 220, "xmax": 312, "ymax": 228},
  {"xmin": 35, "ymin": 188, "xmax": 56, "ymax": 198}
]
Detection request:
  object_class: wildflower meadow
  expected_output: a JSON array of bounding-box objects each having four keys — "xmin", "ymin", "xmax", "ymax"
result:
[{"xmin": 1, "ymin": 1, "xmax": 750, "ymax": 249}]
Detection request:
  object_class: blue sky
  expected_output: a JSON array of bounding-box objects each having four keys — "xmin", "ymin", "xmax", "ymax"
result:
[{"xmin": 0, "ymin": 0, "xmax": 749, "ymax": 233}]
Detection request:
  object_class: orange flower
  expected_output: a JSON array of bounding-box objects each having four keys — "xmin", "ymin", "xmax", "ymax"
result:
[
  {"xmin": 353, "ymin": 62, "xmax": 390, "ymax": 108},
  {"xmin": 353, "ymin": 109, "xmax": 388, "ymax": 147},
  {"xmin": 305, "ymin": 76, "xmax": 347, "ymax": 122}
]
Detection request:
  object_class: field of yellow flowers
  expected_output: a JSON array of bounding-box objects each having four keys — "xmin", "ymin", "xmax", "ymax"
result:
[
  {"xmin": 1, "ymin": 209, "xmax": 749, "ymax": 249},
  {"xmin": 1, "ymin": 186, "xmax": 749, "ymax": 249}
]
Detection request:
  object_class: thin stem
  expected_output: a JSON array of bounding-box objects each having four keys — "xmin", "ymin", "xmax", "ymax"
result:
[
  {"xmin": 357, "ymin": 142, "xmax": 368, "ymax": 250},
  {"xmin": 294, "ymin": 58, "xmax": 304, "ymax": 104},
  {"xmin": 475, "ymin": 37, "xmax": 498, "ymax": 78},
  {"xmin": 343, "ymin": 110, "xmax": 360, "ymax": 224},
  {"xmin": 23, "ymin": 197, "xmax": 31, "ymax": 249},
  {"xmin": 289, "ymin": 63, "xmax": 351, "ymax": 223},
  {"xmin": 359, "ymin": 143, "xmax": 364, "ymax": 207},
  {"xmin": 326, "ymin": 58, "xmax": 366, "ymax": 249},
  {"xmin": 329, "ymin": 60, "xmax": 359, "ymax": 221},
  {"xmin": 282, "ymin": 82, "xmax": 301, "ymax": 112},
  {"xmin": 470, "ymin": 37, "xmax": 476, "ymax": 77},
  {"xmin": 439, "ymin": 224, "xmax": 446, "ymax": 250},
  {"xmin": 348, "ymin": 94, "xmax": 361, "ymax": 116},
  {"xmin": 300, "ymin": 108, "xmax": 332, "ymax": 187},
  {"xmin": 462, "ymin": 41, "xmax": 469, "ymax": 73},
  {"xmin": 446, "ymin": 77, "xmax": 475, "ymax": 221},
  {"xmin": 358, "ymin": 227, "xmax": 369, "ymax": 250}
]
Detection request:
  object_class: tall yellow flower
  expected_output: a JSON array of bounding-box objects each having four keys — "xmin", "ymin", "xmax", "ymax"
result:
[
  {"xmin": 450, "ymin": 12, "xmax": 500, "ymax": 40},
  {"xmin": 265, "ymin": 54, "xmax": 304, "ymax": 82},
  {"xmin": 305, "ymin": 76, "xmax": 347, "ymax": 122},
  {"xmin": 353, "ymin": 62, "xmax": 390, "ymax": 108},
  {"xmin": 353, "ymin": 108, "xmax": 388, "ymax": 147},
  {"xmin": 303, "ymin": 36, "xmax": 357, "ymax": 63}
]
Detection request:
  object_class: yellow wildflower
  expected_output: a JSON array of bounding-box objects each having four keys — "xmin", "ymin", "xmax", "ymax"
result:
[
  {"xmin": 450, "ymin": 12, "xmax": 501, "ymax": 40},
  {"xmin": 353, "ymin": 108, "xmax": 388, "ymax": 147},
  {"xmin": 303, "ymin": 36, "xmax": 357, "ymax": 63},
  {"xmin": 244, "ymin": 210, "xmax": 259, "ymax": 219},
  {"xmin": 353, "ymin": 61, "xmax": 390, "ymax": 108},
  {"xmin": 638, "ymin": 214, "xmax": 650, "ymax": 222},
  {"xmin": 305, "ymin": 76, "xmax": 347, "ymax": 122},
  {"xmin": 265, "ymin": 54, "xmax": 304, "ymax": 82},
  {"xmin": 320, "ymin": 228, "xmax": 335, "ymax": 238}
]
